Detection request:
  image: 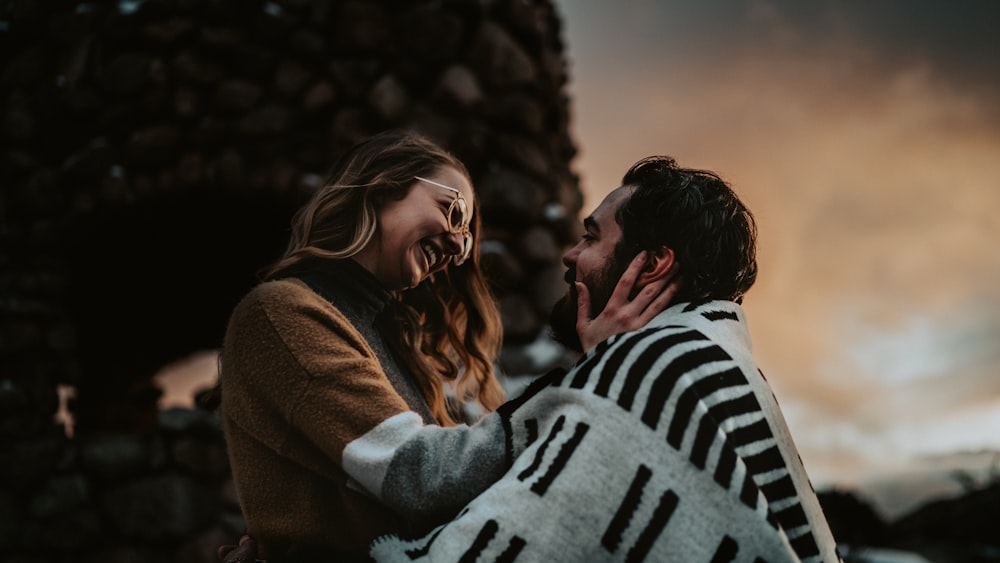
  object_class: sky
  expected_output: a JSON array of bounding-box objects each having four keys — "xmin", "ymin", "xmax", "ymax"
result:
[{"xmin": 556, "ymin": 0, "xmax": 1000, "ymax": 492}]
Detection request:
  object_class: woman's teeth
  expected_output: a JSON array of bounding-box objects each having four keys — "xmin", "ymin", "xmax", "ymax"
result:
[{"xmin": 421, "ymin": 242, "xmax": 439, "ymax": 268}]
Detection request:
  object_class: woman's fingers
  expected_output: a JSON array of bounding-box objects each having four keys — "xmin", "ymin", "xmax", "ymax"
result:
[
  {"xmin": 632, "ymin": 261, "xmax": 680, "ymax": 321},
  {"xmin": 577, "ymin": 252, "xmax": 645, "ymax": 352},
  {"xmin": 575, "ymin": 251, "xmax": 682, "ymax": 353},
  {"xmin": 604, "ymin": 251, "xmax": 647, "ymax": 309}
]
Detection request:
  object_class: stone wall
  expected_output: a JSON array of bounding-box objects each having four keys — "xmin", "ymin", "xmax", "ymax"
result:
[
  {"xmin": 4, "ymin": 408, "xmax": 239, "ymax": 563},
  {"xmin": 0, "ymin": 0, "xmax": 582, "ymax": 560}
]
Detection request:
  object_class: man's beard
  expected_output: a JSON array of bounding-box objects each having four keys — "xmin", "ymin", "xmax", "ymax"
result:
[
  {"xmin": 548, "ymin": 252, "xmax": 628, "ymax": 353},
  {"xmin": 548, "ymin": 287, "xmax": 583, "ymax": 352}
]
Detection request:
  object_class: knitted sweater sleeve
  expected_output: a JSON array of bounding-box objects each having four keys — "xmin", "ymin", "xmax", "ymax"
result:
[{"xmin": 222, "ymin": 280, "xmax": 508, "ymax": 523}]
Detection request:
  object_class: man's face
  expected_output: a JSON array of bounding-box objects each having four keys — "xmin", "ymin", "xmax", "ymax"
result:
[{"xmin": 549, "ymin": 186, "xmax": 634, "ymax": 351}]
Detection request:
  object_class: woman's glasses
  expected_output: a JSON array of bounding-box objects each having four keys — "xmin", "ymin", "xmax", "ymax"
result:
[{"xmin": 414, "ymin": 176, "xmax": 473, "ymax": 265}]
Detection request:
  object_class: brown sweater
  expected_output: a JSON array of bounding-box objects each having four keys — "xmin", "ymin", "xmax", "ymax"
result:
[
  {"xmin": 221, "ymin": 277, "xmax": 414, "ymax": 558},
  {"xmin": 221, "ymin": 271, "xmax": 508, "ymax": 560}
]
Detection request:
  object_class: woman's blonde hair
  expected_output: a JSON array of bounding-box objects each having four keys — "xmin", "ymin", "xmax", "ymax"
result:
[{"xmin": 264, "ymin": 130, "xmax": 504, "ymax": 425}]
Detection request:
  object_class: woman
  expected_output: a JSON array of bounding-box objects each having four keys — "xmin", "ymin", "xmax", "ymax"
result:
[
  {"xmin": 220, "ymin": 130, "xmax": 507, "ymax": 561},
  {"xmin": 219, "ymin": 130, "xmax": 676, "ymax": 562}
]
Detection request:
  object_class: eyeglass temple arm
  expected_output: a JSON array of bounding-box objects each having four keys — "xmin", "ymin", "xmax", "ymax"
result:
[{"xmin": 414, "ymin": 176, "xmax": 462, "ymax": 195}]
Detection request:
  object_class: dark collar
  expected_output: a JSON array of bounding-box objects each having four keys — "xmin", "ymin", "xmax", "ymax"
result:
[{"xmin": 296, "ymin": 258, "xmax": 393, "ymax": 319}]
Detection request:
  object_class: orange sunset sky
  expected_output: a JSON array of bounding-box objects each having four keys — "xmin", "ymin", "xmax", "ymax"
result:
[{"xmin": 557, "ymin": 0, "xmax": 1000, "ymax": 490}]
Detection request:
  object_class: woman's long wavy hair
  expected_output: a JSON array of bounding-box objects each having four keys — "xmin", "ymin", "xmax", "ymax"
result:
[{"xmin": 264, "ymin": 130, "xmax": 504, "ymax": 425}]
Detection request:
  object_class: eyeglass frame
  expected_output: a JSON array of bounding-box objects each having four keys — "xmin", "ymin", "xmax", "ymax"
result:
[{"xmin": 413, "ymin": 176, "xmax": 473, "ymax": 265}]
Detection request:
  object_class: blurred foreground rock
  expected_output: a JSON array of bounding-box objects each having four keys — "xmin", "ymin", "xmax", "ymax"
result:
[
  {"xmin": 1, "ymin": 408, "xmax": 240, "ymax": 563},
  {"xmin": 818, "ymin": 485, "xmax": 1000, "ymax": 562}
]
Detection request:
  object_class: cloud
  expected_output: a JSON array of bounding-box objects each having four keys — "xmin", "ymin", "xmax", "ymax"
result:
[
  {"xmin": 818, "ymin": 1, "xmax": 1000, "ymax": 98},
  {"xmin": 767, "ymin": 303, "xmax": 1000, "ymax": 488},
  {"xmin": 562, "ymin": 0, "xmax": 1000, "ymax": 129}
]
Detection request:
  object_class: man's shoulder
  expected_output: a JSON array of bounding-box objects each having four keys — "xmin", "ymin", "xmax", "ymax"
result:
[
  {"xmin": 646, "ymin": 300, "xmax": 751, "ymax": 349},
  {"xmin": 649, "ymin": 300, "xmax": 745, "ymax": 327}
]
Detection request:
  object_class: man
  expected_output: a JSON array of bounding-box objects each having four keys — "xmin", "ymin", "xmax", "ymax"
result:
[{"xmin": 369, "ymin": 156, "xmax": 839, "ymax": 562}]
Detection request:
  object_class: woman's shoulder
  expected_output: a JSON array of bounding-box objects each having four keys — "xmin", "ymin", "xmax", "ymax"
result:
[
  {"xmin": 230, "ymin": 277, "xmax": 370, "ymax": 354},
  {"xmin": 247, "ymin": 277, "xmax": 312, "ymax": 301},
  {"xmin": 236, "ymin": 278, "xmax": 351, "ymax": 328}
]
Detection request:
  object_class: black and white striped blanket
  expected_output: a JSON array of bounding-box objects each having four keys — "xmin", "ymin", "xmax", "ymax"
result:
[{"xmin": 370, "ymin": 301, "xmax": 840, "ymax": 562}]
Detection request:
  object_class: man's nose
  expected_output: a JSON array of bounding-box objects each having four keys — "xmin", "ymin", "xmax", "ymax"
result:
[{"xmin": 562, "ymin": 244, "xmax": 581, "ymax": 267}]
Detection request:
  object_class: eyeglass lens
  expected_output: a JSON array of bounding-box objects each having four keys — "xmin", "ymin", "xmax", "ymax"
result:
[{"xmin": 449, "ymin": 199, "xmax": 469, "ymax": 231}]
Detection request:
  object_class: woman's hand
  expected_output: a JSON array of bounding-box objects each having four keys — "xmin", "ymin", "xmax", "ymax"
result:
[{"xmin": 576, "ymin": 251, "xmax": 681, "ymax": 353}]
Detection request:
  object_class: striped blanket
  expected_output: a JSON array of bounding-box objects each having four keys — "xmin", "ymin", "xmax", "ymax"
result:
[{"xmin": 369, "ymin": 301, "xmax": 840, "ymax": 562}]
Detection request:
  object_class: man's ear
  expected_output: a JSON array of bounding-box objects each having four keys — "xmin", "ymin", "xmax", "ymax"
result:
[{"xmin": 637, "ymin": 246, "xmax": 676, "ymax": 286}]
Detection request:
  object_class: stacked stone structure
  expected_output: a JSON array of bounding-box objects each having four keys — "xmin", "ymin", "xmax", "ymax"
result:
[{"xmin": 0, "ymin": 0, "xmax": 583, "ymax": 560}]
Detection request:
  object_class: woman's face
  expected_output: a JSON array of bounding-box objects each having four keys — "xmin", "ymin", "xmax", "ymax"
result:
[{"xmin": 354, "ymin": 166, "xmax": 475, "ymax": 290}]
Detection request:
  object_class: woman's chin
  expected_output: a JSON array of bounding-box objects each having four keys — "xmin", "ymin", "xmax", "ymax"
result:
[{"xmin": 403, "ymin": 263, "xmax": 426, "ymax": 290}]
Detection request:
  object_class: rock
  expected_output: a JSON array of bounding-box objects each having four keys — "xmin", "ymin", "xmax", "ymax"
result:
[
  {"xmin": 172, "ymin": 439, "xmax": 229, "ymax": 477},
  {"xmin": 499, "ymin": 294, "xmax": 541, "ymax": 343},
  {"xmin": 273, "ymin": 59, "xmax": 312, "ymax": 98},
  {"xmin": 127, "ymin": 124, "xmax": 180, "ymax": 165},
  {"xmin": 21, "ymin": 506, "xmax": 103, "ymax": 550},
  {"xmin": 335, "ymin": 1, "xmax": 390, "ymax": 51},
  {"xmin": 238, "ymin": 104, "xmax": 292, "ymax": 136},
  {"xmin": 158, "ymin": 407, "xmax": 220, "ymax": 435},
  {"xmin": 516, "ymin": 226, "xmax": 561, "ymax": 264},
  {"xmin": 530, "ymin": 262, "xmax": 568, "ymax": 313},
  {"xmin": 172, "ymin": 50, "xmax": 221, "ymax": 84},
  {"xmin": 287, "ymin": 28, "xmax": 327, "ymax": 61},
  {"xmin": 483, "ymin": 93, "xmax": 545, "ymax": 134},
  {"xmin": 175, "ymin": 526, "xmax": 235, "ymax": 563},
  {"xmin": 28, "ymin": 474, "xmax": 90, "ymax": 518},
  {"xmin": 173, "ymin": 86, "xmax": 200, "ymax": 117},
  {"xmin": 215, "ymin": 80, "xmax": 262, "ymax": 112},
  {"xmin": 435, "ymin": 65, "xmax": 483, "ymax": 109},
  {"xmin": 302, "ymin": 80, "xmax": 336, "ymax": 111},
  {"xmin": 79, "ymin": 434, "xmax": 149, "ymax": 481},
  {"xmin": 102, "ymin": 473, "xmax": 218, "ymax": 540},
  {"xmin": 103, "ymin": 54, "xmax": 152, "ymax": 98},
  {"xmin": 496, "ymin": 134, "xmax": 551, "ymax": 177},
  {"xmin": 397, "ymin": 7, "xmax": 465, "ymax": 64},
  {"xmin": 0, "ymin": 489, "xmax": 22, "ymax": 549},
  {"xmin": 477, "ymin": 169, "xmax": 547, "ymax": 227},
  {"xmin": 469, "ymin": 22, "xmax": 537, "ymax": 88},
  {"xmin": 2, "ymin": 436, "xmax": 65, "ymax": 488},
  {"xmin": 369, "ymin": 74, "xmax": 410, "ymax": 122},
  {"xmin": 480, "ymin": 240, "xmax": 526, "ymax": 293}
]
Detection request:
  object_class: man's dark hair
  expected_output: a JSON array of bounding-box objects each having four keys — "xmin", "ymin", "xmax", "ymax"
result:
[{"xmin": 616, "ymin": 156, "xmax": 758, "ymax": 303}]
